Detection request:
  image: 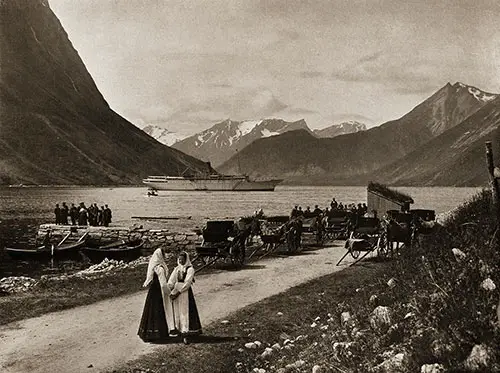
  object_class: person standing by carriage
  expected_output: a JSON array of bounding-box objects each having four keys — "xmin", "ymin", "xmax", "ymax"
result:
[
  {"xmin": 138, "ymin": 248, "xmax": 175, "ymax": 342},
  {"xmin": 168, "ymin": 251, "xmax": 202, "ymax": 344},
  {"xmin": 69, "ymin": 203, "xmax": 78, "ymax": 225},
  {"xmin": 61, "ymin": 202, "xmax": 69, "ymax": 225}
]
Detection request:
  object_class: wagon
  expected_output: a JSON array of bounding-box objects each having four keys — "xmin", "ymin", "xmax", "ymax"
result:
[
  {"xmin": 336, "ymin": 216, "xmax": 387, "ymax": 266},
  {"xmin": 301, "ymin": 214, "xmax": 326, "ymax": 246},
  {"xmin": 325, "ymin": 210, "xmax": 352, "ymax": 240},
  {"xmin": 248, "ymin": 215, "xmax": 291, "ymax": 258},
  {"xmin": 192, "ymin": 220, "xmax": 248, "ymax": 273}
]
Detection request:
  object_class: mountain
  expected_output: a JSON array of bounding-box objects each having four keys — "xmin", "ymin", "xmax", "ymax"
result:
[
  {"xmin": 218, "ymin": 83, "xmax": 498, "ymax": 184},
  {"xmin": 173, "ymin": 118, "xmax": 312, "ymax": 167},
  {"xmin": 313, "ymin": 121, "xmax": 367, "ymax": 138},
  {"xmin": 0, "ymin": 0, "xmax": 210, "ymax": 185},
  {"xmin": 139, "ymin": 124, "xmax": 185, "ymax": 146},
  {"xmin": 366, "ymin": 96, "xmax": 500, "ymax": 186}
]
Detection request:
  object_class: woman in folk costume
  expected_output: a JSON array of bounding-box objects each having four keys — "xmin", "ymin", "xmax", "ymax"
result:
[
  {"xmin": 138, "ymin": 248, "xmax": 175, "ymax": 342},
  {"xmin": 168, "ymin": 251, "xmax": 202, "ymax": 344}
]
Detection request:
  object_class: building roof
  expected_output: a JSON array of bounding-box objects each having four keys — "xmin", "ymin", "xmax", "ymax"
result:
[{"xmin": 367, "ymin": 182, "xmax": 414, "ymax": 204}]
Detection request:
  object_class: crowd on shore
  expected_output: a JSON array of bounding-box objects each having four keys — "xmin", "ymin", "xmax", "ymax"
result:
[
  {"xmin": 54, "ymin": 202, "xmax": 112, "ymax": 227},
  {"xmin": 290, "ymin": 197, "xmax": 368, "ymax": 219}
]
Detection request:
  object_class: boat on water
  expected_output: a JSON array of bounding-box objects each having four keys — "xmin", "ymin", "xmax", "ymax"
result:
[
  {"xmin": 81, "ymin": 238, "xmax": 145, "ymax": 263},
  {"xmin": 142, "ymin": 174, "xmax": 283, "ymax": 191}
]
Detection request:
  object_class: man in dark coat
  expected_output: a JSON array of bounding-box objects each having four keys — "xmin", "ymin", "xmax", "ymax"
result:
[
  {"xmin": 70, "ymin": 203, "xmax": 78, "ymax": 225},
  {"xmin": 103, "ymin": 205, "xmax": 112, "ymax": 227},
  {"xmin": 61, "ymin": 202, "xmax": 69, "ymax": 225},
  {"xmin": 54, "ymin": 204, "xmax": 61, "ymax": 225}
]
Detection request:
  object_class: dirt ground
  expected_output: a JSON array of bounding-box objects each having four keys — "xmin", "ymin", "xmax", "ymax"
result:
[{"xmin": 0, "ymin": 242, "xmax": 357, "ymax": 373}]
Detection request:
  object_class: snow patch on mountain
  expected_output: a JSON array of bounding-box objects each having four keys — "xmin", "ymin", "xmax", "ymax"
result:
[
  {"xmin": 140, "ymin": 124, "xmax": 185, "ymax": 146},
  {"xmin": 261, "ymin": 129, "xmax": 280, "ymax": 137},
  {"xmin": 456, "ymin": 82, "xmax": 498, "ymax": 103}
]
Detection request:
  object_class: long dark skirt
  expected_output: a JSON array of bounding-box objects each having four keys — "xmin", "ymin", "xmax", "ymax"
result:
[
  {"xmin": 185, "ymin": 288, "xmax": 202, "ymax": 335},
  {"xmin": 138, "ymin": 273, "xmax": 169, "ymax": 342}
]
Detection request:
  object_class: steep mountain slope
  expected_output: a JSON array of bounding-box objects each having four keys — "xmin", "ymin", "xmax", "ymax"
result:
[
  {"xmin": 313, "ymin": 121, "xmax": 367, "ymax": 138},
  {"xmin": 139, "ymin": 124, "xmax": 185, "ymax": 146},
  {"xmin": 0, "ymin": 0, "xmax": 209, "ymax": 185},
  {"xmin": 173, "ymin": 118, "xmax": 312, "ymax": 167},
  {"xmin": 368, "ymin": 96, "xmax": 500, "ymax": 186},
  {"xmin": 219, "ymin": 83, "xmax": 497, "ymax": 183}
]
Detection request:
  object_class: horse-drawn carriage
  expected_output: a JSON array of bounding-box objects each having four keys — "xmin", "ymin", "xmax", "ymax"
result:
[
  {"xmin": 336, "ymin": 216, "xmax": 388, "ymax": 265},
  {"xmin": 192, "ymin": 220, "xmax": 248, "ymax": 272},
  {"xmin": 325, "ymin": 210, "xmax": 352, "ymax": 240},
  {"xmin": 249, "ymin": 215, "xmax": 303, "ymax": 258},
  {"xmin": 301, "ymin": 214, "xmax": 326, "ymax": 246}
]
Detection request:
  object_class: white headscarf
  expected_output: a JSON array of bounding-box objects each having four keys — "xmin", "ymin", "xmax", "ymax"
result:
[
  {"xmin": 177, "ymin": 251, "xmax": 192, "ymax": 272},
  {"xmin": 143, "ymin": 248, "xmax": 169, "ymax": 287}
]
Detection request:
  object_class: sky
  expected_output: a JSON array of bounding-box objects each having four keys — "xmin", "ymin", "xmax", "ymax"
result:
[{"xmin": 49, "ymin": 0, "xmax": 500, "ymax": 136}]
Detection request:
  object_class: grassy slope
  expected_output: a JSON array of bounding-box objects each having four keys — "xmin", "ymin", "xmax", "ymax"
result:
[{"xmin": 116, "ymin": 190, "xmax": 500, "ymax": 373}]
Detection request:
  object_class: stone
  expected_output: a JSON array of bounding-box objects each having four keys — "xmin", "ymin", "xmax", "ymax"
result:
[
  {"xmin": 481, "ymin": 278, "xmax": 496, "ymax": 291},
  {"xmin": 465, "ymin": 344, "xmax": 492, "ymax": 371},
  {"xmin": 312, "ymin": 365, "xmax": 322, "ymax": 373},
  {"xmin": 369, "ymin": 294, "xmax": 379, "ymax": 306},
  {"xmin": 370, "ymin": 306, "xmax": 393, "ymax": 332},
  {"xmin": 340, "ymin": 311, "xmax": 352, "ymax": 326},
  {"xmin": 271, "ymin": 343, "xmax": 281, "ymax": 350},
  {"xmin": 253, "ymin": 340, "xmax": 262, "ymax": 347},
  {"xmin": 373, "ymin": 352, "xmax": 407, "ymax": 373},
  {"xmin": 452, "ymin": 248, "xmax": 466, "ymax": 261},
  {"xmin": 277, "ymin": 311, "xmax": 283, "ymax": 316},
  {"xmin": 421, "ymin": 363, "xmax": 446, "ymax": 373},
  {"xmin": 245, "ymin": 342, "xmax": 256, "ymax": 349},
  {"xmin": 387, "ymin": 278, "xmax": 397, "ymax": 288}
]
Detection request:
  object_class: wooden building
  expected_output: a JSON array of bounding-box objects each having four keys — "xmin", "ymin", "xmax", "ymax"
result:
[{"xmin": 367, "ymin": 182, "xmax": 414, "ymax": 218}]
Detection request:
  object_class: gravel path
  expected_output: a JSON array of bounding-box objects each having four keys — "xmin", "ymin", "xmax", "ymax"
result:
[{"xmin": 0, "ymin": 242, "xmax": 353, "ymax": 373}]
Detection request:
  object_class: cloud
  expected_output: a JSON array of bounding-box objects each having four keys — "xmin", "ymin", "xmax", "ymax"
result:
[
  {"xmin": 300, "ymin": 71, "xmax": 324, "ymax": 78},
  {"xmin": 331, "ymin": 50, "xmax": 440, "ymax": 95}
]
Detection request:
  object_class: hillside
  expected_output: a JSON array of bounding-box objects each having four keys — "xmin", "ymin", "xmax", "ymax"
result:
[
  {"xmin": 369, "ymin": 96, "xmax": 500, "ymax": 186},
  {"xmin": 219, "ymin": 83, "xmax": 497, "ymax": 184},
  {"xmin": 173, "ymin": 118, "xmax": 312, "ymax": 167},
  {"xmin": 0, "ymin": 0, "xmax": 209, "ymax": 185}
]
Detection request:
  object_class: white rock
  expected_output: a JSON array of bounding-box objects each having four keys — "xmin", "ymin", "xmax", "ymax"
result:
[
  {"xmin": 374, "ymin": 352, "xmax": 407, "ymax": 373},
  {"xmin": 314, "ymin": 316, "xmax": 321, "ymax": 322},
  {"xmin": 481, "ymin": 278, "xmax": 496, "ymax": 291},
  {"xmin": 271, "ymin": 343, "xmax": 281, "ymax": 350},
  {"xmin": 340, "ymin": 311, "xmax": 352, "ymax": 326},
  {"xmin": 245, "ymin": 342, "xmax": 256, "ymax": 349},
  {"xmin": 452, "ymin": 248, "xmax": 466, "ymax": 261},
  {"xmin": 421, "ymin": 363, "xmax": 446, "ymax": 373},
  {"xmin": 465, "ymin": 344, "xmax": 492, "ymax": 371},
  {"xmin": 312, "ymin": 365, "xmax": 322, "ymax": 373},
  {"xmin": 253, "ymin": 340, "xmax": 262, "ymax": 348},
  {"xmin": 221, "ymin": 320, "xmax": 230, "ymax": 324},
  {"xmin": 237, "ymin": 348, "xmax": 244, "ymax": 352},
  {"xmin": 387, "ymin": 278, "xmax": 397, "ymax": 288},
  {"xmin": 404, "ymin": 312, "xmax": 415, "ymax": 320},
  {"xmin": 277, "ymin": 311, "xmax": 283, "ymax": 316},
  {"xmin": 370, "ymin": 306, "xmax": 393, "ymax": 331},
  {"xmin": 369, "ymin": 294, "xmax": 379, "ymax": 306},
  {"xmin": 310, "ymin": 322, "xmax": 317, "ymax": 328}
]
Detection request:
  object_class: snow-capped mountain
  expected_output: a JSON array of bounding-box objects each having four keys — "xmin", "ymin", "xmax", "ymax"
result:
[
  {"xmin": 139, "ymin": 124, "xmax": 186, "ymax": 146},
  {"xmin": 313, "ymin": 121, "xmax": 367, "ymax": 138},
  {"xmin": 172, "ymin": 118, "xmax": 312, "ymax": 167}
]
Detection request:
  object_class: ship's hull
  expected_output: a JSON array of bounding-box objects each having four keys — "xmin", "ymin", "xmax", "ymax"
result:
[{"xmin": 143, "ymin": 176, "xmax": 282, "ymax": 191}]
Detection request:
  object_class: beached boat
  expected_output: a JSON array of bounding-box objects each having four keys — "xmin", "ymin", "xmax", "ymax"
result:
[
  {"xmin": 5, "ymin": 240, "xmax": 86, "ymax": 261},
  {"xmin": 81, "ymin": 238, "xmax": 145, "ymax": 263},
  {"xmin": 142, "ymin": 174, "xmax": 282, "ymax": 191}
]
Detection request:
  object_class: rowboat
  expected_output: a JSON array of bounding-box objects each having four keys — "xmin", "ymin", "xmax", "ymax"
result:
[
  {"xmin": 4, "ymin": 230, "xmax": 89, "ymax": 261},
  {"xmin": 5, "ymin": 240, "xmax": 86, "ymax": 261},
  {"xmin": 81, "ymin": 238, "xmax": 145, "ymax": 263}
]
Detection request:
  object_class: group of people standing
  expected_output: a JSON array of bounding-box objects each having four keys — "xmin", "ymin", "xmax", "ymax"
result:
[
  {"xmin": 54, "ymin": 202, "xmax": 112, "ymax": 227},
  {"xmin": 138, "ymin": 249, "xmax": 202, "ymax": 344}
]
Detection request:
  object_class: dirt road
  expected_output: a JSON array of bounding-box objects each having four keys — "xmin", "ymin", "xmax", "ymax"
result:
[{"xmin": 0, "ymin": 243, "xmax": 353, "ymax": 373}]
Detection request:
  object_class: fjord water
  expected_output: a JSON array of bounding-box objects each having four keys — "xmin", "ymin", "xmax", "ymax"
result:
[{"xmin": 0, "ymin": 185, "xmax": 482, "ymax": 277}]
